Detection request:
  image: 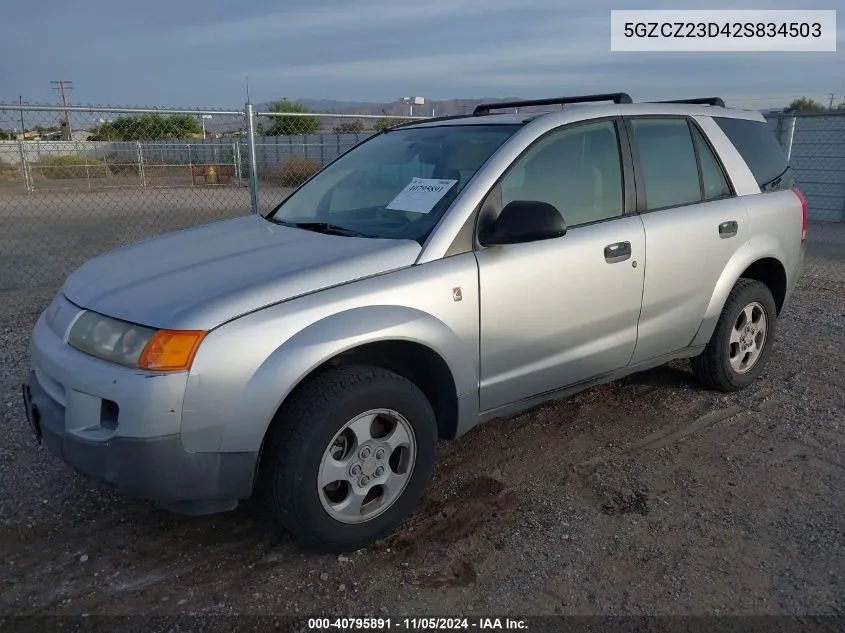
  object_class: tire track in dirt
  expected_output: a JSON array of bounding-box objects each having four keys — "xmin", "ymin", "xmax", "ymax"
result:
[{"xmin": 384, "ymin": 475, "xmax": 522, "ymax": 589}]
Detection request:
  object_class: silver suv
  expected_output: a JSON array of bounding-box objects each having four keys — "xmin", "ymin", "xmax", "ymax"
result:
[{"xmin": 22, "ymin": 93, "xmax": 806, "ymax": 552}]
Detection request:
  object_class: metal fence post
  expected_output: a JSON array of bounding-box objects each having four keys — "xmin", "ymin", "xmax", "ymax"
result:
[
  {"xmin": 187, "ymin": 143, "xmax": 194, "ymax": 187},
  {"xmin": 233, "ymin": 141, "xmax": 242, "ymax": 186},
  {"xmin": 137, "ymin": 141, "xmax": 147, "ymax": 188},
  {"xmin": 245, "ymin": 103, "xmax": 260, "ymax": 215},
  {"xmin": 786, "ymin": 116, "xmax": 797, "ymax": 164},
  {"xmin": 18, "ymin": 141, "xmax": 33, "ymax": 193}
]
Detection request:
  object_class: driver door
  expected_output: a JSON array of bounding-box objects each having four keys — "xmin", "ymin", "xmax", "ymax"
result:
[{"xmin": 476, "ymin": 119, "xmax": 646, "ymax": 412}]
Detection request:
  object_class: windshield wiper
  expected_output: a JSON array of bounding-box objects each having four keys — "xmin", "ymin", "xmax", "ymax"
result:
[{"xmin": 273, "ymin": 219, "xmax": 374, "ymax": 238}]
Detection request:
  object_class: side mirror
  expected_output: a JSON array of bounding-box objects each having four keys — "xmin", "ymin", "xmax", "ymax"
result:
[{"xmin": 480, "ymin": 200, "xmax": 567, "ymax": 246}]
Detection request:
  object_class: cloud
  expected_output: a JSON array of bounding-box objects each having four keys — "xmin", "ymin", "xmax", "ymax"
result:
[
  {"xmin": 164, "ymin": 0, "xmax": 562, "ymax": 49},
  {"xmin": 2, "ymin": 0, "xmax": 841, "ymax": 108}
]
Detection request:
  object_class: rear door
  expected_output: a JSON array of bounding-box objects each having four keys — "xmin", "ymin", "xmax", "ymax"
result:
[{"xmin": 626, "ymin": 115, "xmax": 750, "ymax": 364}]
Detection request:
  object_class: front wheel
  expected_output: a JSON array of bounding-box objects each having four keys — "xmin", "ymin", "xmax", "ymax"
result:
[
  {"xmin": 261, "ymin": 365, "xmax": 438, "ymax": 553},
  {"xmin": 691, "ymin": 278, "xmax": 778, "ymax": 392}
]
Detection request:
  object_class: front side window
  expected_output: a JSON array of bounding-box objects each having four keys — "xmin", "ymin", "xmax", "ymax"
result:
[
  {"xmin": 266, "ymin": 124, "xmax": 520, "ymax": 241},
  {"xmin": 630, "ymin": 118, "xmax": 701, "ymax": 210},
  {"xmin": 500, "ymin": 120, "xmax": 624, "ymax": 228}
]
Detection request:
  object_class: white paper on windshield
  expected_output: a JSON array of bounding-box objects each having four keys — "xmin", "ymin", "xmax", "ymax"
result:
[{"xmin": 385, "ymin": 178, "xmax": 458, "ymax": 214}]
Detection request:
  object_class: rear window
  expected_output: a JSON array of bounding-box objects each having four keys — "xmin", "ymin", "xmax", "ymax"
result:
[{"xmin": 713, "ymin": 117, "xmax": 793, "ymax": 192}]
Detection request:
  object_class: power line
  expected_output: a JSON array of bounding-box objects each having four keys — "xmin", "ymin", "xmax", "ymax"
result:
[{"xmin": 51, "ymin": 80, "xmax": 73, "ymax": 139}]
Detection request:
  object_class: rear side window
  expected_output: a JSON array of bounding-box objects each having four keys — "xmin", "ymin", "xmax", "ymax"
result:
[
  {"xmin": 713, "ymin": 117, "xmax": 792, "ymax": 192},
  {"xmin": 630, "ymin": 118, "xmax": 701, "ymax": 210}
]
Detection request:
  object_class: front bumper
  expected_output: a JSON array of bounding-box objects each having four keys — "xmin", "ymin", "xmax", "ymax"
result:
[{"xmin": 22, "ymin": 297, "xmax": 258, "ymax": 513}]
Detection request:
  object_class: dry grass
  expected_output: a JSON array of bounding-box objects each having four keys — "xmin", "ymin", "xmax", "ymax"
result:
[
  {"xmin": 277, "ymin": 156, "xmax": 321, "ymax": 187},
  {"xmin": 0, "ymin": 160, "xmax": 18, "ymax": 182},
  {"xmin": 36, "ymin": 155, "xmax": 111, "ymax": 179}
]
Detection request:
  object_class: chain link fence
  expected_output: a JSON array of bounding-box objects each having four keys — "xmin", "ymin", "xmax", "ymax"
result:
[
  {"xmin": 0, "ymin": 104, "xmax": 422, "ymax": 303},
  {"xmin": 0, "ymin": 105, "xmax": 254, "ymax": 304},
  {"xmin": 765, "ymin": 111, "xmax": 845, "ymax": 289},
  {"xmin": 0, "ymin": 101, "xmax": 843, "ymax": 322}
]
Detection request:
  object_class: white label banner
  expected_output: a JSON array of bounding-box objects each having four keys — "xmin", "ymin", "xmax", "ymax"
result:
[
  {"xmin": 386, "ymin": 178, "xmax": 458, "ymax": 214},
  {"xmin": 610, "ymin": 10, "xmax": 837, "ymax": 52}
]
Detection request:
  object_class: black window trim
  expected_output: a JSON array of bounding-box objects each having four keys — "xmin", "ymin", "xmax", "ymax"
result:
[
  {"xmin": 688, "ymin": 117, "xmax": 737, "ymax": 201},
  {"xmin": 624, "ymin": 114, "xmax": 737, "ymax": 215},
  {"xmin": 687, "ymin": 119, "xmax": 706, "ymax": 201},
  {"xmin": 468, "ymin": 115, "xmax": 637, "ymax": 251}
]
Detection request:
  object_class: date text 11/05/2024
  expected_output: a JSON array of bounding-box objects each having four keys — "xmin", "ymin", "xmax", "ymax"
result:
[{"xmin": 307, "ymin": 617, "xmax": 529, "ymax": 630}]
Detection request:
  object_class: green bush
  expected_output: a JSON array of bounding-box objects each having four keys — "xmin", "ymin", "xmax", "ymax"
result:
[
  {"xmin": 90, "ymin": 114, "xmax": 202, "ymax": 141},
  {"xmin": 264, "ymin": 100, "xmax": 320, "ymax": 136},
  {"xmin": 278, "ymin": 156, "xmax": 321, "ymax": 187},
  {"xmin": 373, "ymin": 118, "xmax": 405, "ymax": 132},
  {"xmin": 38, "ymin": 155, "xmax": 111, "ymax": 179}
]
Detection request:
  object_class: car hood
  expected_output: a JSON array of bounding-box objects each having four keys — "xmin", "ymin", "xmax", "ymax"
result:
[{"xmin": 61, "ymin": 214, "xmax": 422, "ymax": 330}]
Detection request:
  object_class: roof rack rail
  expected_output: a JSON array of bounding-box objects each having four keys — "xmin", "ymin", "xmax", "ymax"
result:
[
  {"xmin": 652, "ymin": 97, "xmax": 726, "ymax": 107},
  {"xmin": 473, "ymin": 93, "xmax": 633, "ymax": 116}
]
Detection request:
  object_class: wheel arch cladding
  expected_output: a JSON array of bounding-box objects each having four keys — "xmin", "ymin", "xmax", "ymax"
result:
[
  {"xmin": 737, "ymin": 257, "xmax": 787, "ymax": 314},
  {"xmin": 219, "ymin": 305, "xmax": 472, "ymax": 454},
  {"xmin": 303, "ymin": 340, "xmax": 460, "ymax": 440},
  {"xmin": 693, "ymin": 250, "xmax": 788, "ymax": 347}
]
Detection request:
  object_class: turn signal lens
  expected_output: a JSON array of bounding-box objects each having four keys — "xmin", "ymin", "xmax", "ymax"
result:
[{"xmin": 137, "ymin": 330, "xmax": 207, "ymax": 371}]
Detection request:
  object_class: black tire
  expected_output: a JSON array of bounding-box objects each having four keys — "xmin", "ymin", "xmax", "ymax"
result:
[
  {"xmin": 690, "ymin": 278, "xmax": 777, "ymax": 392},
  {"xmin": 261, "ymin": 365, "xmax": 438, "ymax": 553}
]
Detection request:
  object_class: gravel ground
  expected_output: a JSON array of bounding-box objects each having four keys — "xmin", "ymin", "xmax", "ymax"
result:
[{"xmin": 0, "ymin": 190, "xmax": 843, "ymax": 622}]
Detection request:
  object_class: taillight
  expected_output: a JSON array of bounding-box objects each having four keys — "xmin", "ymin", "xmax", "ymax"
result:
[{"xmin": 792, "ymin": 186, "xmax": 807, "ymax": 243}]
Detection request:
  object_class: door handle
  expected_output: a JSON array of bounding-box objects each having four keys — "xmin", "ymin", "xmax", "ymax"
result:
[
  {"xmin": 604, "ymin": 241, "xmax": 631, "ymax": 263},
  {"xmin": 719, "ymin": 220, "xmax": 738, "ymax": 238}
]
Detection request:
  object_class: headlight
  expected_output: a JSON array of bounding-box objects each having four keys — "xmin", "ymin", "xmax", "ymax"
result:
[{"xmin": 68, "ymin": 311, "xmax": 206, "ymax": 371}]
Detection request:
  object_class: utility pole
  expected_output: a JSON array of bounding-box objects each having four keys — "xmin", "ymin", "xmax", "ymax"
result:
[
  {"xmin": 827, "ymin": 92, "xmax": 836, "ymax": 110},
  {"xmin": 19, "ymin": 96, "xmax": 25, "ymax": 137},
  {"xmin": 51, "ymin": 80, "xmax": 73, "ymax": 140}
]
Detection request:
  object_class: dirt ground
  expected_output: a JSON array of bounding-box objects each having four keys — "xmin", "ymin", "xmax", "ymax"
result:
[
  {"xmin": 0, "ymin": 190, "xmax": 843, "ymax": 623},
  {"xmin": 1, "ymin": 287, "xmax": 843, "ymax": 621}
]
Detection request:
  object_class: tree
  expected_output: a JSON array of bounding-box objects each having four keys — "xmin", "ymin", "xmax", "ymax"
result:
[
  {"xmin": 333, "ymin": 120, "xmax": 365, "ymax": 133},
  {"xmin": 90, "ymin": 113, "xmax": 202, "ymax": 141},
  {"xmin": 264, "ymin": 99, "xmax": 320, "ymax": 136},
  {"xmin": 373, "ymin": 117, "xmax": 404, "ymax": 132},
  {"xmin": 786, "ymin": 97, "xmax": 827, "ymax": 112},
  {"xmin": 0, "ymin": 129, "xmax": 11, "ymax": 140}
]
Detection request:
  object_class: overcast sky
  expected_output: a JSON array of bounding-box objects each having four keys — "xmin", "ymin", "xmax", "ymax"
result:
[{"xmin": 1, "ymin": 0, "xmax": 842, "ymax": 110}]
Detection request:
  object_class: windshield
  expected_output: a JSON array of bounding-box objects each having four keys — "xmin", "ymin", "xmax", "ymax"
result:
[{"xmin": 266, "ymin": 124, "xmax": 520, "ymax": 241}]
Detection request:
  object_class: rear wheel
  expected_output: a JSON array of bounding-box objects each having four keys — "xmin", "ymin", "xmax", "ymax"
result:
[
  {"xmin": 261, "ymin": 365, "xmax": 438, "ymax": 553},
  {"xmin": 691, "ymin": 278, "xmax": 777, "ymax": 392}
]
